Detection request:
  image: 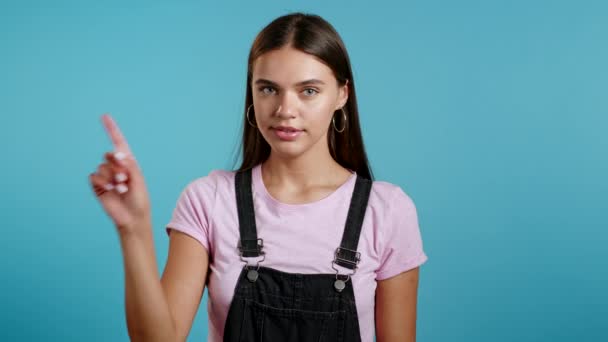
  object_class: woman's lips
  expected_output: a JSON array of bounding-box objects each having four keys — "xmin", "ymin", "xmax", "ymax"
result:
[{"xmin": 272, "ymin": 127, "xmax": 303, "ymax": 141}]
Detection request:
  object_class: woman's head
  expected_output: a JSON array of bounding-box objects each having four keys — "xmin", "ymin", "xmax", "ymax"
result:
[{"xmin": 236, "ymin": 13, "xmax": 373, "ymax": 180}]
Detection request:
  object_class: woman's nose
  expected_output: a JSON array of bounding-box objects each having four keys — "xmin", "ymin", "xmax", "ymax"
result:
[{"xmin": 275, "ymin": 93, "xmax": 297, "ymax": 118}]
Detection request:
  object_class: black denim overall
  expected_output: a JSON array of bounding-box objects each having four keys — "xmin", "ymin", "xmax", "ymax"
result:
[{"xmin": 223, "ymin": 169, "xmax": 372, "ymax": 342}]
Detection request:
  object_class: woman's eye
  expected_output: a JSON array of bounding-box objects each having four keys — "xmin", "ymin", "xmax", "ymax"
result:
[
  {"xmin": 260, "ymin": 87, "xmax": 275, "ymax": 95},
  {"xmin": 303, "ymin": 88, "xmax": 318, "ymax": 96}
]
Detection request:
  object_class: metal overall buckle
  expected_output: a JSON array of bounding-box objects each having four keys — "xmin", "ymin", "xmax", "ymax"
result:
[
  {"xmin": 331, "ymin": 247, "xmax": 360, "ymax": 292},
  {"xmin": 238, "ymin": 238, "xmax": 265, "ymax": 283}
]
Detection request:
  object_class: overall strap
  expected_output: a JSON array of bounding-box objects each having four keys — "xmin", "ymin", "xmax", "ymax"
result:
[
  {"xmin": 235, "ymin": 169, "xmax": 263, "ymax": 258},
  {"xmin": 334, "ymin": 175, "xmax": 373, "ymax": 270}
]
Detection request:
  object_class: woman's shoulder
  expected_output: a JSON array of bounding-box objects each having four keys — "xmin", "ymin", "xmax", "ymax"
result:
[
  {"xmin": 368, "ymin": 178, "xmax": 417, "ymax": 213},
  {"xmin": 181, "ymin": 168, "xmax": 237, "ymax": 192}
]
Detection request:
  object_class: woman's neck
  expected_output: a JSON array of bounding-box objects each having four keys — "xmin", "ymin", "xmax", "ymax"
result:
[{"xmin": 261, "ymin": 153, "xmax": 351, "ymax": 192}]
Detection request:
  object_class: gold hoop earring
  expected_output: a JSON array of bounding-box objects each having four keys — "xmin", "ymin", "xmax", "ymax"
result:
[
  {"xmin": 246, "ymin": 104, "xmax": 257, "ymax": 128},
  {"xmin": 332, "ymin": 108, "xmax": 347, "ymax": 133}
]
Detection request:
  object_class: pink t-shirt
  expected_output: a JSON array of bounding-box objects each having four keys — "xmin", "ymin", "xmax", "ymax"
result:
[{"xmin": 166, "ymin": 164, "xmax": 428, "ymax": 342}]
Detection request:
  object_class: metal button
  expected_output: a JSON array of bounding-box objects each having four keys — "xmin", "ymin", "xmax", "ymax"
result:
[
  {"xmin": 247, "ymin": 269, "xmax": 259, "ymax": 283},
  {"xmin": 334, "ymin": 279, "xmax": 346, "ymax": 292}
]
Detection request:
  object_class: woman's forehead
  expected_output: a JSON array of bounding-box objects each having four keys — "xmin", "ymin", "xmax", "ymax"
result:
[{"xmin": 252, "ymin": 47, "xmax": 335, "ymax": 85}]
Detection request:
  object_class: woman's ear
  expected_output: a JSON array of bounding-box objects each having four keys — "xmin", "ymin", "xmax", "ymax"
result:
[{"xmin": 336, "ymin": 79, "xmax": 349, "ymax": 109}]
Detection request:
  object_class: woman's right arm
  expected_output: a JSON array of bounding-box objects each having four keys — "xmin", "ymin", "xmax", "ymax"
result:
[
  {"xmin": 120, "ymin": 222, "xmax": 208, "ymax": 342},
  {"xmin": 159, "ymin": 230, "xmax": 209, "ymax": 341},
  {"xmin": 89, "ymin": 114, "xmax": 208, "ymax": 341}
]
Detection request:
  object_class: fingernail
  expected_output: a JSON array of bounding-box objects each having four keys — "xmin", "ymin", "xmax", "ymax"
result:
[
  {"xmin": 115, "ymin": 173, "xmax": 128, "ymax": 182},
  {"xmin": 116, "ymin": 184, "xmax": 128, "ymax": 194},
  {"xmin": 114, "ymin": 151, "xmax": 126, "ymax": 160},
  {"xmin": 104, "ymin": 183, "xmax": 115, "ymax": 191}
]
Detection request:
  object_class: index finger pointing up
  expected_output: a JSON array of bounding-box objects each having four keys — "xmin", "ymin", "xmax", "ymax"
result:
[{"xmin": 101, "ymin": 113, "xmax": 132, "ymax": 155}]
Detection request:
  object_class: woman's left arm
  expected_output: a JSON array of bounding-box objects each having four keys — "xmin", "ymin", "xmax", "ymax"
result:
[{"xmin": 375, "ymin": 267, "xmax": 420, "ymax": 342}]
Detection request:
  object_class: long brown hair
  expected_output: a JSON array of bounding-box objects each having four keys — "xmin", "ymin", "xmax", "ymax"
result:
[{"xmin": 233, "ymin": 13, "xmax": 373, "ymax": 180}]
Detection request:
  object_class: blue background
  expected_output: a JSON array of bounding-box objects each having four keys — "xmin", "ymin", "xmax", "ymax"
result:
[{"xmin": 1, "ymin": 0, "xmax": 606, "ymax": 341}]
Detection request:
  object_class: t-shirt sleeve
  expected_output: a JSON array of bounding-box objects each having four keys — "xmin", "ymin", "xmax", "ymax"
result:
[
  {"xmin": 165, "ymin": 175, "xmax": 217, "ymax": 253},
  {"xmin": 376, "ymin": 186, "xmax": 428, "ymax": 281}
]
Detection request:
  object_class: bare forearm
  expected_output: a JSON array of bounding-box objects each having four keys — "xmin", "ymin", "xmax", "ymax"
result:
[{"xmin": 119, "ymin": 220, "xmax": 176, "ymax": 342}]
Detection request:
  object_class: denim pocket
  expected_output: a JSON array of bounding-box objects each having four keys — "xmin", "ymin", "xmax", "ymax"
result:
[{"xmin": 238, "ymin": 299, "xmax": 346, "ymax": 342}]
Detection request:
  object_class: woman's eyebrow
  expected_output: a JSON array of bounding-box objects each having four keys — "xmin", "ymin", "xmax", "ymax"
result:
[
  {"xmin": 295, "ymin": 79, "xmax": 325, "ymax": 86},
  {"xmin": 254, "ymin": 79, "xmax": 326, "ymax": 87},
  {"xmin": 254, "ymin": 79, "xmax": 279, "ymax": 87}
]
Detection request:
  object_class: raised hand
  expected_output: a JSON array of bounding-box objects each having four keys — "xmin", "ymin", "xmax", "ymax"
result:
[{"xmin": 89, "ymin": 114, "xmax": 151, "ymax": 235}]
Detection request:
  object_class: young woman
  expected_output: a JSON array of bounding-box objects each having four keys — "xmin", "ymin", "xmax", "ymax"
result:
[{"xmin": 90, "ymin": 13, "xmax": 427, "ymax": 342}]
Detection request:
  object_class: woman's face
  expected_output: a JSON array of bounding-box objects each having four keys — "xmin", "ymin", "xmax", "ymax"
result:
[{"xmin": 251, "ymin": 47, "xmax": 348, "ymax": 160}]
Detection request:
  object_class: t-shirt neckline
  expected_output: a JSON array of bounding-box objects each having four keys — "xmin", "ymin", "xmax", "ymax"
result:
[{"xmin": 252, "ymin": 163, "xmax": 357, "ymax": 211}]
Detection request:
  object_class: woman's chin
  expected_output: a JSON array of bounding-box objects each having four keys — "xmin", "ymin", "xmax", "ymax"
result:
[{"xmin": 269, "ymin": 145, "xmax": 308, "ymax": 159}]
